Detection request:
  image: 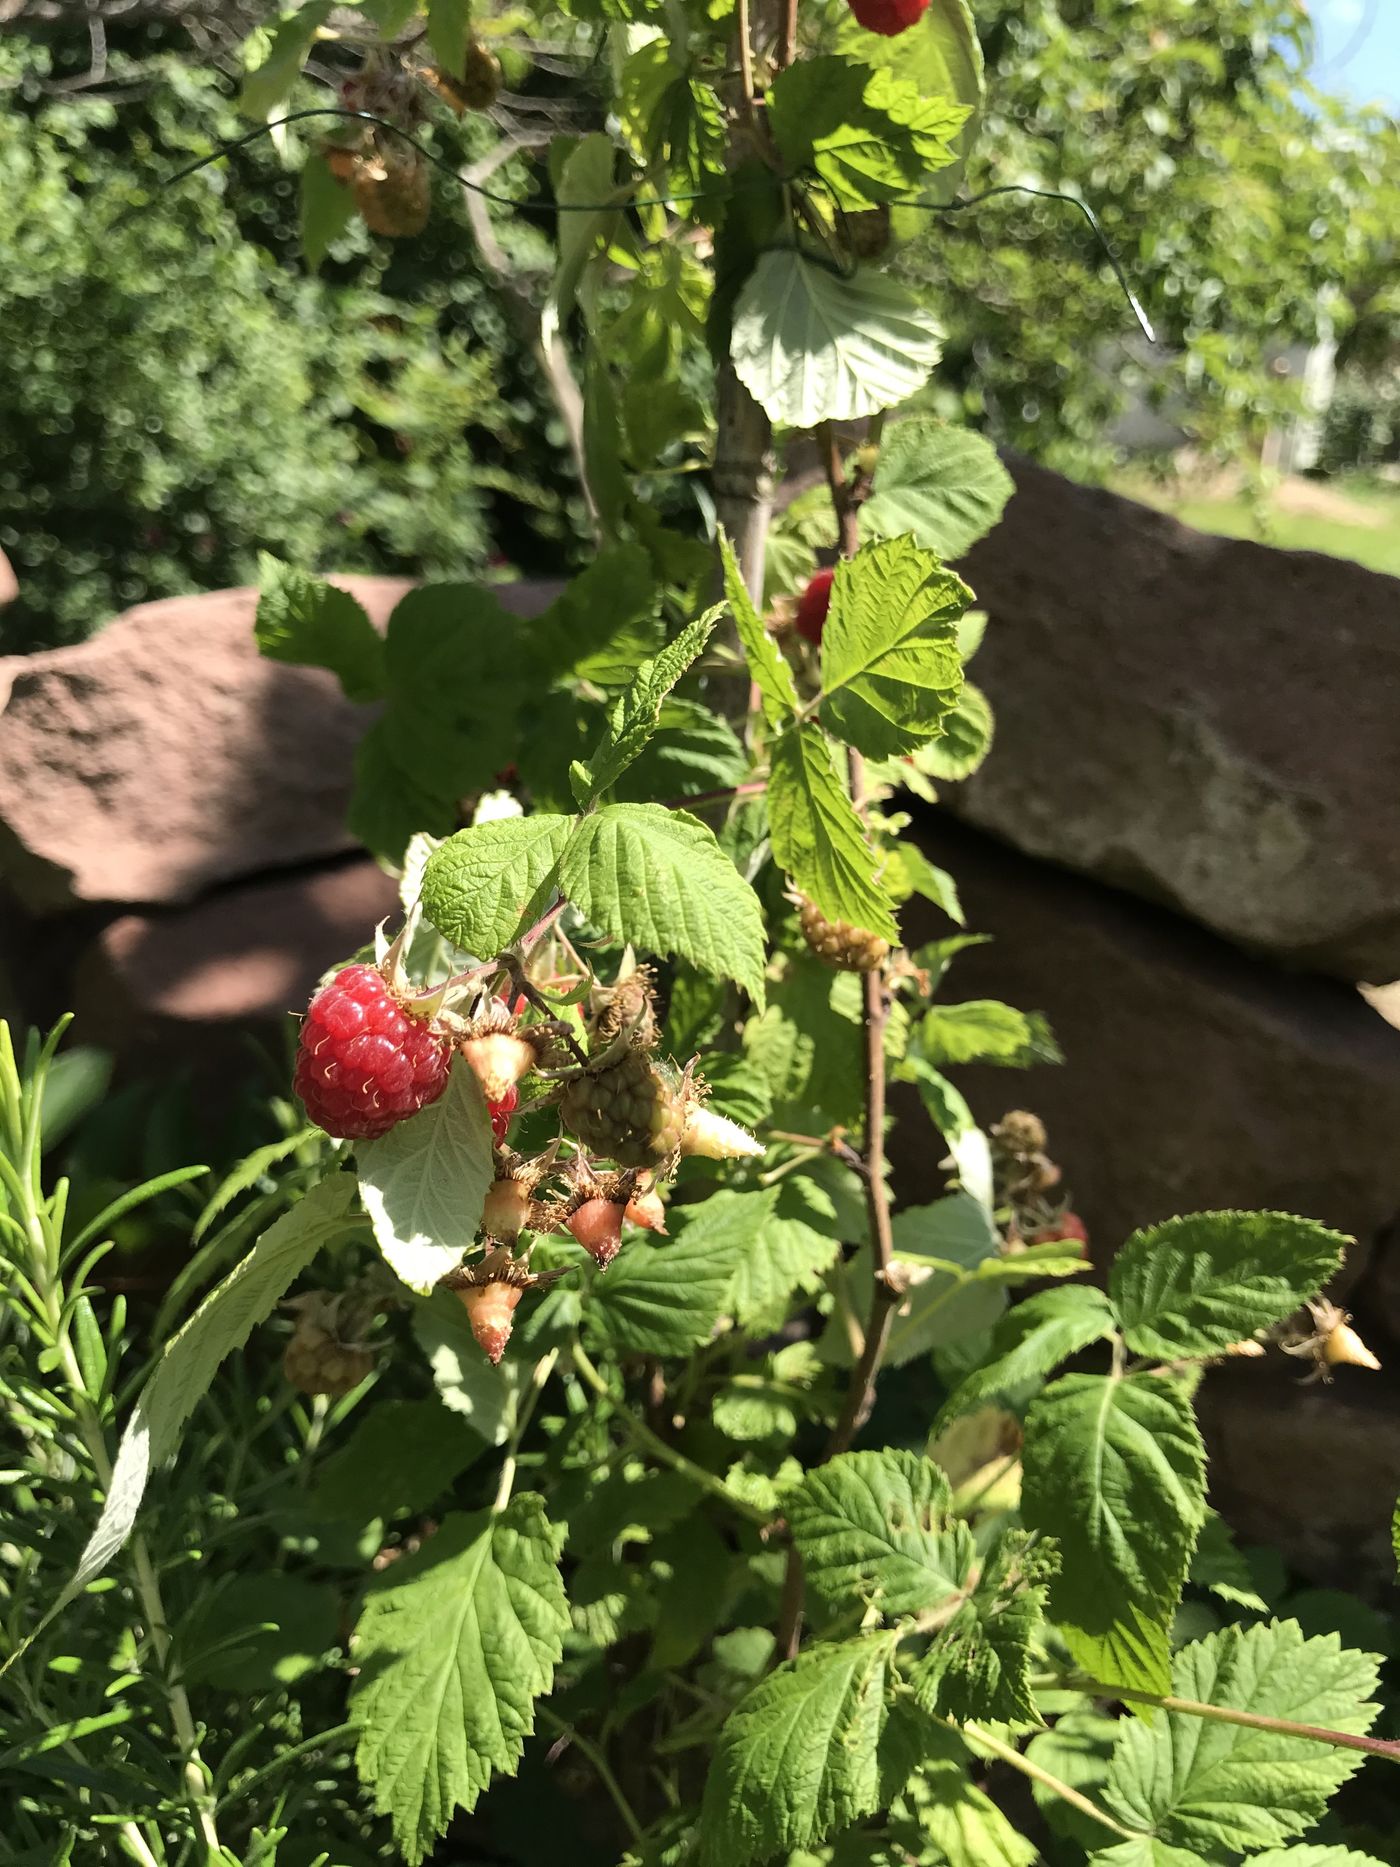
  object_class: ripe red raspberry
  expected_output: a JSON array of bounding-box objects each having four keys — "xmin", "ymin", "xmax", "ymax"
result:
[
  {"xmin": 489, "ymin": 1083, "xmax": 518, "ymax": 1145},
  {"xmin": 1032, "ymin": 1211, "xmax": 1089, "ymax": 1254},
  {"xmin": 795, "ymin": 567, "xmax": 836, "ymax": 645},
  {"xmin": 294, "ymin": 963, "xmax": 452, "ymax": 1140},
  {"xmin": 847, "ymin": 0, "xmax": 930, "ymax": 34}
]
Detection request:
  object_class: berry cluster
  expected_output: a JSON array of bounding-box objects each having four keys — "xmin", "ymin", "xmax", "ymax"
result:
[{"xmin": 293, "ymin": 953, "xmax": 763, "ymax": 1364}]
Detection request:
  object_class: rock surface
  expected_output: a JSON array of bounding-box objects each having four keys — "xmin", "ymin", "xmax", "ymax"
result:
[
  {"xmin": 896, "ymin": 812, "xmax": 1400, "ymax": 1283},
  {"xmin": 0, "ymin": 579, "xmax": 410, "ymax": 912},
  {"xmin": 77, "ymin": 857, "xmax": 400, "ymax": 1041},
  {"xmin": 953, "ymin": 458, "xmax": 1400, "ymax": 982},
  {"xmin": 0, "ymin": 575, "xmax": 562, "ymax": 912}
]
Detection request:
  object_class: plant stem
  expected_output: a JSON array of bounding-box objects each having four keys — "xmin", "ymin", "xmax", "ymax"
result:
[
  {"xmin": 819, "ymin": 422, "xmax": 862, "ymax": 558},
  {"xmin": 494, "ymin": 1347, "xmax": 559, "ymax": 1513},
  {"xmin": 957, "ymin": 1719, "xmax": 1144, "ymax": 1842},
  {"xmin": 662, "ymin": 778, "xmax": 769, "ymax": 812},
  {"xmin": 735, "ymin": 0, "xmax": 758, "ymax": 123},
  {"xmin": 1069, "ymin": 1679, "xmax": 1400, "ymax": 1762},
  {"xmin": 214, "ymin": 1721, "xmax": 358, "ymax": 1817},
  {"xmin": 777, "ymin": 0, "xmax": 799, "ymax": 71},
  {"xmin": 569, "ymin": 1340, "xmax": 770, "ymax": 1526},
  {"xmin": 540, "ymin": 1708, "xmax": 646, "ymax": 1846}
]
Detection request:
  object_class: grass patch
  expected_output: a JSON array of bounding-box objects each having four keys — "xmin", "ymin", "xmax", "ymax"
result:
[{"xmin": 1111, "ymin": 473, "xmax": 1400, "ymax": 580}]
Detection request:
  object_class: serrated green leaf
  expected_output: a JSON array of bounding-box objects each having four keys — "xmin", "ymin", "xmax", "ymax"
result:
[
  {"xmin": 720, "ymin": 530, "xmax": 800, "ymax": 726},
  {"xmin": 1101, "ymin": 1621, "xmax": 1381, "ymax": 1855},
  {"xmin": 536, "ymin": 544, "xmax": 662, "ymax": 686},
  {"xmin": 1021, "ymin": 1374, "xmax": 1206, "ymax": 1696},
  {"xmin": 920, "ymin": 681, "xmax": 994, "ymax": 781},
  {"xmin": 255, "ymin": 557, "xmax": 386, "ymax": 703},
  {"xmin": 769, "ymin": 725, "xmax": 898, "ymax": 942},
  {"xmin": 1189, "ymin": 1510, "xmax": 1270, "ymax": 1615},
  {"xmin": 179, "ymin": 1573, "xmax": 338, "ymax": 1693},
  {"xmin": 767, "ymin": 59, "xmax": 967, "ymax": 212},
  {"xmin": 1025, "ymin": 1708, "xmax": 1120, "ymax": 1848},
  {"xmin": 893, "ymin": 1753, "xmax": 1038, "ymax": 1867},
  {"xmin": 361, "ymin": 0, "xmax": 420, "ymax": 32},
  {"xmin": 699, "ymin": 1633, "xmax": 900, "ymax": 1866},
  {"xmin": 921, "ymin": 999, "xmax": 1060, "ymax": 1069},
  {"xmin": 688, "ymin": 1188, "xmax": 838, "ymax": 1327},
  {"xmin": 898, "ymin": 1052, "xmax": 976, "ymax": 1140},
  {"xmin": 911, "ymin": 1527, "xmax": 1054, "ymax": 1727},
  {"xmin": 821, "ymin": 537, "xmax": 968, "ymax": 759},
  {"xmin": 420, "ymin": 816, "xmax": 574, "ymax": 958},
  {"xmin": 861, "ymin": 420, "xmax": 1014, "ymax": 561},
  {"xmin": 837, "ymin": 0, "xmax": 984, "ymax": 201},
  {"xmin": 1109, "ymin": 1211, "xmax": 1348, "ymax": 1362},
  {"xmin": 550, "ymin": 132, "xmax": 621, "ymax": 332},
  {"xmin": 732, "ymin": 252, "xmax": 943, "ymax": 428},
  {"xmin": 846, "ymin": 1221, "xmax": 1005, "ymax": 1370},
  {"xmin": 585, "ymin": 1224, "xmax": 746, "ymax": 1355},
  {"xmin": 352, "ymin": 1496, "xmax": 567, "ymax": 1864},
  {"xmin": 60, "ymin": 1175, "xmax": 357, "ymax": 1615},
  {"xmin": 239, "ymin": 0, "xmax": 334, "ymax": 117},
  {"xmin": 887, "ymin": 844, "xmax": 964, "ymax": 922},
  {"xmin": 787, "ymin": 1449, "xmax": 975, "ymax": 1619},
  {"xmin": 575, "ymin": 607, "xmax": 722, "ymax": 803},
  {"xmin": 299, "ymin": 151, "xmax": 357, "ymax": 272},
  {"xmin": 1250, "ymin": 1850, "xmax": 1392, "ymax": 1867},
  {"xmin": 358, "ymin": 1068, "xmax": 494, "ymax": 1294},
  {"xmin": 936, "ymin": 1285, "xmax": 1117, "ymax": 1428},
  {"xmin": 559, "ymin": 805, "xmax": 766, "ymax": 1006}
]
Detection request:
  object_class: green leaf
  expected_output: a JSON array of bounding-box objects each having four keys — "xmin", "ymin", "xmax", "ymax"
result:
[
  {"xmin": 1024, "ymin": 1709, "xmax": 1120, "ymax": 1848},
  {"xmin": 179, "ymin": 1574, "xmax": 338, "ymax": 1692},
  {"xmin": 361, "ymin": 0, "xmax": 420, "ymax": 31},
  {"xmin": 352, "ymin": 1497, "xmax": 568, "ymax": 1865},
  {"xmin": 787, "ymin": 1449, "xmax": 975, "ymax": 1619},
  {"xmin": 550, "ymin": 133, "xmax": 621, "ymax": 330},
  {"xmin": 586, "ymin": 1224, "xmax": 747, "ymax": 1355},
  {"xmin": 1021, "ymin": 1374, "xmax": 1206, "ymax": 1696},
  {"xmin": 414, "ymin": 1289, "xmax": 521, "ymax": 1447},
  {"xmin": 348, "ymin": 717, "xmax": 459, "ymax": 866},
  {"xmin": 861, "ymin": 420, "xmax": 1014, "ymax": 561},
  {"xmin": 892, "ymin": 1753, "xmax": 1038, "ymax": 1867},
  {"xmin": 768, "ymin": 725, "xmax": 898, "ymax": 942},
  {"xmin": 921, "ymin": 999, "xmax": 1060, "ymax": 1069},
  {"xmin": 1250, "ymin": 1851, "xmax": 1393, "ymax": 1867},
  {"xmin": 358, "ymin": 1068, "xmax": 494, "ymax": 1295},
  {"xmin": 1189, "ymin": 1510, "xmax": 1270, "ymax": 1615},
  {"xmin": 720, "ymin": 531, "xmax": 800, "ymax": 726},
  {"xmin": 239, "ymin": 0, "xmax": 334, "ymax": 117},
  {"xmin": 254, "ymin": 557, "xmax": 386, "ymax": 704},
  {"xmin": 837, "ymin": 0, "xmax": 984, "ymax": 200},
  {"xmin": 62, "ymin": 1175, "xmax": 357, "ymax": 1608},
  {"xmin": 767, "ymin": 59, "xmax": 967, "ymax": 211},
  {"xmin": 540, "ymin": 545, "xmax": 663, "ymax": 686},
  {"xmin": 559, "ymin": 805, "xmax": 766, "ymax": 1007},
  {"xmin": 1101, "ymin": 1621, "xmax": 1381, "ymax": 1855},
  {"xmin": 913, "ymin": 1528, "xmax": 1053, "ymax": 1727},
  {"xmin": 821, "ymin": 537, "xmax": 968, "ymax": 759},
  {"xmin": 574, "ymin": 606, "xmax": 723, "ymax": 803},
  {"xmin": 425, "ymin": 0, "xmax": 471, "ymax": 73},
  {"xmin": 1109, "ymin": 1211, "xmax": 1347, "ymax": 1362},
  {"xmin": 920, "ymin": 682, "xmax": 994, "ymax": 781},
  {"xmin": 731, "ymin": 252, "xmax": 943, "ymax": 428},
  {"xmin": 673, "ymin": 1187, "xmax": 838, "ymax": 1330},
  {"xmin": 887, "ymin": 844, "xmax": 964, "ymax": 923},
  {"xmin": 420, "ymin": 816, "xmax": 574, "ymax": 958},
  {"xmin": 699, "ymin": 1633, "xmax": 900, "ymax": 1866},
  {"xmin": 312, "ymin": 1398, "xmax": 484, "ymax": 1524},
  {"xmin": 299, "ymin": 151, "xmax": 357, "ymax": 272},
  {"xmin": 936, "ymin": 1285, "xmax": 1117, "ymax": 1428}
]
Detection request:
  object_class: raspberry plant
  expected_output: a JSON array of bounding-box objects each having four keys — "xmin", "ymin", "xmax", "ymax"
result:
[{"xmin": 7, "ymin": 2, "xmax": 1400, "ymax": 1863}]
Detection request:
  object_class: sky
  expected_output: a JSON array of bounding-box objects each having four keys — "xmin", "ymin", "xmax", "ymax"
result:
[{"xmin": 1308, "ymin": 0, "xmax": 1400, "ymax": 111}]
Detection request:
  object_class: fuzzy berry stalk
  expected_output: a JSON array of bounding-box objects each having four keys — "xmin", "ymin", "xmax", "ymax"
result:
[
  {"xmin": 295, "ymin": 963, "xmax": 452, "ymax": 1140},
  {"xmin": 794, "ymin": 567, "xmax": 835, "ymax": 645}
]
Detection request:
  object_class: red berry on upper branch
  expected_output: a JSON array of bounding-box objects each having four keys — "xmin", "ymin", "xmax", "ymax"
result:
[
  {"xmin": 294, "ymin": 963, "xmax": 452, "ymax": 1141},
  {"xmin": 847, "ymin": 0, "xmax": 930, "ymax": 35},
  {"xmin": 794, "ymin": 567, "xmax": 835, "ymax": 645},
  {"xmin": 1031, "ymin": 1211, "xmax": 1090, "ymax": 1255}
]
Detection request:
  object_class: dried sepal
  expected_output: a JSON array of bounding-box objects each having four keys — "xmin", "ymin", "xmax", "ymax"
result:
[{"xmin": 1280, "ymin": 1298, "xmax": 1382, "ymax": 1384}]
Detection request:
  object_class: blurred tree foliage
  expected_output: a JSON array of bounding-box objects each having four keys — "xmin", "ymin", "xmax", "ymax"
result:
[
  {"xmin": 0, "ymin": 29, "xmax": 590, "ymax": 652},
  {"xmin": 915, "ymin": 0, "xmax": 1400, "ymax": 478}
]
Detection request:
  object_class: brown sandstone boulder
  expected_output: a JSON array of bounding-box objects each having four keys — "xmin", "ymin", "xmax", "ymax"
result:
[
  {"xmin": 952, "ymin": 459, "xmax": 1400, "ymax": 982},
  {"xmin": 0, "ymin": 578, "xmax": 411, "ymax": 912},
  {"xmin": 896, "ymin": 813, "xmax": 1400, "ymax": 1283},
  {"xmin": 76, "ymin": 857, "xmax": 400, "ymax": 1042}
]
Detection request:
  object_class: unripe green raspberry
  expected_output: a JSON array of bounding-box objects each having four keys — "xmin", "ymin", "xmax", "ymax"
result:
[{"xmin": 560, "ymin": 1049, "xmax": 686, "ymax": 1168}]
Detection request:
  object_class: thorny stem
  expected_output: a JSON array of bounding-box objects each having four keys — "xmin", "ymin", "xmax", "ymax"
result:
[
  {"xmin": 570, "ymin": 1340, "xmax": 771, "ymax": 1527},
  {"xmin": 957, "ymin": 1720, "xmax": 1144, "ymax": 1842},
  {"xmin": 662, "ymin": 777, "xmax": 770, "ymax": 812},
  {"xmin": 1069, "ymin": 1679, "xmax": 1400, "ymax": 1762}
]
